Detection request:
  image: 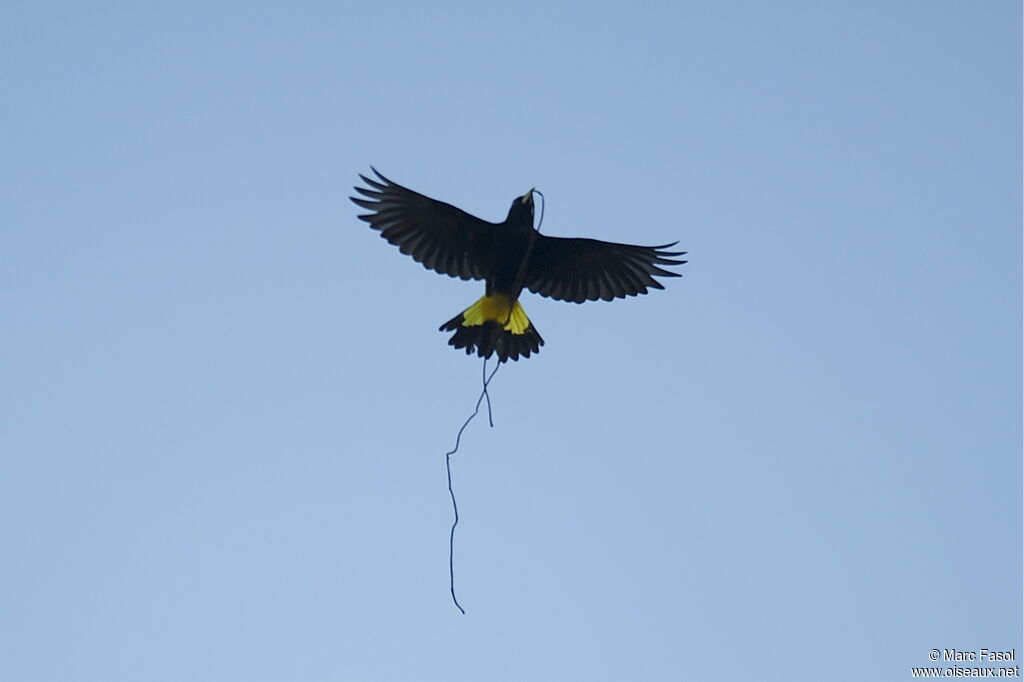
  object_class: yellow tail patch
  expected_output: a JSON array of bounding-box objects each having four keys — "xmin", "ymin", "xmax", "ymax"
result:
[{"xmin": 462, "ymin": 294, "xmax": 531, "ymax": 335}]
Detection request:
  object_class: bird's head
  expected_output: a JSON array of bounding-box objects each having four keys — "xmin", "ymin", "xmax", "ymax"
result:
[{"xmin": 506, "ymin": 188, "xmax": 535, "ymax": 225}]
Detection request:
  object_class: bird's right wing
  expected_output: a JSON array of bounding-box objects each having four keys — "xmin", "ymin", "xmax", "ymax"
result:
[
  {"xmin": 525, "ymin": 235, "xmax": 686, "ymax": 303},
  {"xmin": 351, "ymin": 168, "xmax": 496, "ymax": 281}
]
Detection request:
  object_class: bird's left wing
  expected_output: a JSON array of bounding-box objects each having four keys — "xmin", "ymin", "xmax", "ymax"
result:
[
  {"xmin": 525, "ymin": 235, "xmax": 686, "ymax": 303},
  {"xmin": 351, "ymin": 168, "xmax": 496, "ymax": 281}
]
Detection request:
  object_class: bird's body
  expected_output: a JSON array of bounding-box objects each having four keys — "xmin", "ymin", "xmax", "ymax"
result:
[
  {"xmin": 351, "ymin": 168, "xmax": 686, "ymax": 362},
  {"xmin": 481, "ymin": 197, "xmax": 535, "ymax": 297},
  {"xmin": 437, "ymin": 194, "xmax": 542, "ymax": 361}
]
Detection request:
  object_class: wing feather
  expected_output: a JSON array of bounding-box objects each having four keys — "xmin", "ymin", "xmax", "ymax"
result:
[
  {"xmin": 351, "ymin": 168, "xmax": 495, "ymax": 281},
  {"xmin": 525, "ymin": 236, "xmax": 686, "ymax": 303}
]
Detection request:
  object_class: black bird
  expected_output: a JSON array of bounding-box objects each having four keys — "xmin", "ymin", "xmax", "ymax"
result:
[{"xmin": 351, "ymin": 168, "xmax": 686, "ymax": 362}]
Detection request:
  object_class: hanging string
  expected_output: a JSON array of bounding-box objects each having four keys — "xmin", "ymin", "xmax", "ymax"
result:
[{"xmin": 445, "ymin": 357, "xmax": 501, "ymax": 614}]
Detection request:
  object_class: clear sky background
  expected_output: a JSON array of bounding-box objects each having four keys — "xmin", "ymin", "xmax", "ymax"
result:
[{"xmin": 2, "ymin": 2, "xmax": 1020, "ymax": 681}]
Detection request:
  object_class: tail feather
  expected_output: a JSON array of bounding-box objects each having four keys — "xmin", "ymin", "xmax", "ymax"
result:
[{"xmin": 440, "ymin": 295, "xmax": 544, "ymax": 362}]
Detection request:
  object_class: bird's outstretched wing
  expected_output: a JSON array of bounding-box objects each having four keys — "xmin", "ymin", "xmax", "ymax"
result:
[
  {"xmin": 351, "ymin": 168, "xmax": 496, "ymax": 281},
  {"xmin": 525, "ymin": 236, "xmax": 686, "ymax": 303}
]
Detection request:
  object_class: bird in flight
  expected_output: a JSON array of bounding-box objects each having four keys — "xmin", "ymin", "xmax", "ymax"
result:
[{"xmin": 351, "ymin": 168, "xmax": 686, "ymax": 362}]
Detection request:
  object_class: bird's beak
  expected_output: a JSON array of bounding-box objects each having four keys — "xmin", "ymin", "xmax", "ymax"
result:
[{"xmin": 520, "ymin": 188, "xmax": 535, "ymax": 205}]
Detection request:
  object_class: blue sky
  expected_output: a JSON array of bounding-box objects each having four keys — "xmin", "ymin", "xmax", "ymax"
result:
[{"xmin": 2, "ymin": 2, "xmax": 1020, "ymax": 680}]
